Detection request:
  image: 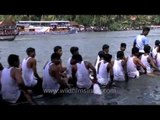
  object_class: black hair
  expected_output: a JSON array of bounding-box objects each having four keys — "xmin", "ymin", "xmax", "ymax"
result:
[
  {"xmin": 72, "ymin": 54, "xmax": 83, "ymax": 62},
  {"xmin": 132, "ymin": 47, "xmax": 139, "ymax": 55},
  {"xmin": 144, "ymin": 45, "xmax": 151, "ymax": 53},
  {"xmin": 155, "ymin": 40, "xmax": 160, "ymax": 46},
  {"xmin": 26, "ymin": 47, "xmax": 35, "ymax": 55},
  {"xmin": 103, "ymin": 54, "xmax": 112, "ymax": 62},
  {"xmin": 54, "ymin": 46, "xmax": 62, "ymax": 53},
  {"xmin": 117, "ymin": 51, "xmax": 124, "ymax": 59},
  {"xmin": 8, "ymin": 54, "xmax": 19, "ymax": 66},
  {"xmin": 142, "ymin": 27, "xmax": 150, "ymax": 32},
  {"xmin": 70, "ymin": 46, "xmax": 79, "ymax": 55},
  {"xmin": 120, "ymin": 43, "xmax": 126, "ymax": 48},
  {"xmin": 98, "ymin": 51, "xmax": 104, "ymax": 58},
  {"xmin": 51, "ymin": 53, "xmax": 60, "ymax": 61},
  {"xmin": 102, "ymin": 44, "xmax": 109, "ymax": 50}
]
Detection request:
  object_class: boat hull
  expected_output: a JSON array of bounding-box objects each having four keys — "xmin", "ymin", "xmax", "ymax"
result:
[
  {"xmin": 0, "ymin": 35, "xmax": 16, "ymax": 41},
  {"xmin": 18, "ymin": 29, "xmax": 78, "ymax": 35}
]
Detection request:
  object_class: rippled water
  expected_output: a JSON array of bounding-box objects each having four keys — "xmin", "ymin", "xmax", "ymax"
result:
[{"xmin": 1, "ymin": 29, "xmax": 160, "ymax": 105}]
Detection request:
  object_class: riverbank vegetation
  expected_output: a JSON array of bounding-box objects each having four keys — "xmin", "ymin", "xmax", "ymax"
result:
[{"xmin": 0, "ymin": 15, "xmax": 159, "ymax": 31}]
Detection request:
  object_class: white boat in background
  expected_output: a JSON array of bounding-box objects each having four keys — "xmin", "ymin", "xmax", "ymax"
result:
[{"xmin": 16, "ymin": 21, "xmax": 78, "ymax": 35}]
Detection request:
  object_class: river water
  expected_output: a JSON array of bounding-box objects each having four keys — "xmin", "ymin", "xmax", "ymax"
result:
[{"xmin": 1, "ymin": 30, "xmax": 160, "ymax": 105}]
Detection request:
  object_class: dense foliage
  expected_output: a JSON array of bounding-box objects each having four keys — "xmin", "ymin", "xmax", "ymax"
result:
[{"xmin": 0, "ymin": 15, "xmax": 159, "ymax": 31}]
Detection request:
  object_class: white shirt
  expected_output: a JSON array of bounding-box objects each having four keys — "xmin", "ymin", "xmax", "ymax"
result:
[
  {"xmin": 42, "ymin": 61, "xmax": 60, "ymax": 94},
  {"xmin": 67, "ymin": 57, "xmax": 72, "ymax": 78},
  {"xmin": 95, "ymin": 56, "xmax": 100, "ymax": 72},
  {"xmin": 152, "ymin": 47, "xmax": 158, "ymax": 59},
  {"xmin": 21, "ymin": 57, "xmax": 37, "ymax": 87},
  {"xmin": 1, "ymin": 67, "xmax": 21, "ymax": 103},
  {"xmin": 113, "ymin": 59, "xmax": 125, "ymax": 81},
  {"xmin": 97, "ymin": 61, "xmax": 110, "ymax": 85},
  {"xmin": 156, "ymin": 53, "xmax": 160, "ymax": 70},
  {"xmin": 127, "ymin": 56, "xmax": 139, "ymax": 78},
  {"xmin": 76, "ymin": 61, "xmax": 92, "ymax": 89},
  {"xmin": 134, "ymin": 35, "xmax": 149, "ymax": 52},
  {"xmin": 141, "ymin": 54, "xmax": 152, "ymax": 73}
]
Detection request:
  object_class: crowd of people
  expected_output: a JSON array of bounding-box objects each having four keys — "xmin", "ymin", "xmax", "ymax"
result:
[{"xmin": 0, "ymin": 26, "xmax": 160, "ymax": 105}]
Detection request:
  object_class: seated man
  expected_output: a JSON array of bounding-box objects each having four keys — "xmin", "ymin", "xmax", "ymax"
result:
[
  {"xmin": 71, "ymin": 54, "xmax": 97, "ymax": 89},
  {"xmin": 43, "ymin": 53, "xmax": 71, "ymax": 95},
  {"xmin": 97, "ymin": 54, "xmax": 113, "ymax": 86},
  {"xmin": 127, "ymin": 47, "xmax": 147, "ymax": 78},
  {"xmin": 151, "ymin": 40, "xmax": 160, "ymax": 61},
  {"xmin": 66, "ymin": 46, "xmax": 79, "ymax": 86},
  {"xmin": 53, "ymin": 46, "xmax": 66, "ymax": 73},
  {"xmin": 21, "ymin": 47, "xmax": 43, "ymax": 94},
  {"xmin": 153, "ymin": 45, "xmax": 160, "ymax": 75},
  {"xmin": 140, "ymin": 45, "xmax": 160, "ymax": 76},
  {"xmin": 0, "ymin": 54, "xmax": 36, "ymax": 105},
  {"xmin": 95, "ymin": 51, "xmax": 104, "ymax": 73},
  {"xmin": 113, "ymin": 51, "xmax": 128, "ymax": 82},
  {"xmin": 95, "ymin": 44, "xmax": 110, "ymax": 69}
]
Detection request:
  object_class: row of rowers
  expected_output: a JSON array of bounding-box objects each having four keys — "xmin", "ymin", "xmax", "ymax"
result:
[{"xmin": 1, "ymin": 41, "xmax": 160, "ymax": 105}]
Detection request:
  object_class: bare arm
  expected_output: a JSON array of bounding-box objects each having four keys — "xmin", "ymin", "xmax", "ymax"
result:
[
  {"xmin": 124, "ymin": 56, "xmax": 128, "ymax": 62},
  {"xmin": 107, "ymin": 63, "xmax": 113, "ymax": 81},
  {"xmin": 59, "ymin": 62, "xmax": 67, "ymax": 77},
  {"xmin": 111, "ymin": 60, "xmax": 114, "ymax": 66},
  {"xmin": 86, "ymin": 61, "xmax": 97, "ymax": 81},
  {"xmin": 150, "ymin": 51, "xmax": 153, "ymax": 58},
  {"xmin": 94, "ymin": 59, "xmax": 97, "ymax": 66},
  {"xmin": 43, "ymin": 61, "xmax": 49, "ymax": 69},
  {"xmin": 135, "ymin": 58, "xmax": 147, "ymax": 74},
  {"xmin": 0, "ymin": 63, "xmax": 3, "ymax": 71},
  {"xmin": 155, "ymin": 54, "xmax": 157, "ymax": 65},
  {"xmin": 71, "ymin": 65, "xmax": 77, "ymax": 83},
  {"xmin": 121, "ymin": 60, "xmax": 126, "ymax": 73},
  {"xmin": 148, "ymin": 56, "xmax": 160, "ymax": 71},
  {"xmin": 121, "ymin": 60, "xmax": 128, "ymax": 81},
  {"xmin": 94, "ymin": 56, "xmax": 100, "ymax": 66},
  {"xmin": 97, "ymin": 62, "xmax": 101, "ymax": 74},
  {"xmin": 13, "ymin": 68, "xmax": 36, "ymax": 105},
  {"xmin": 31, "ymin": 58, "xmax": 41, "ymax": 80},
  {"xmin": 60, "ymin": 60, "xmax": 67, "ymax": 73},
  {"xmin": 49, "ymin": 65, "xmax": 68, "ymax": 87}
]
